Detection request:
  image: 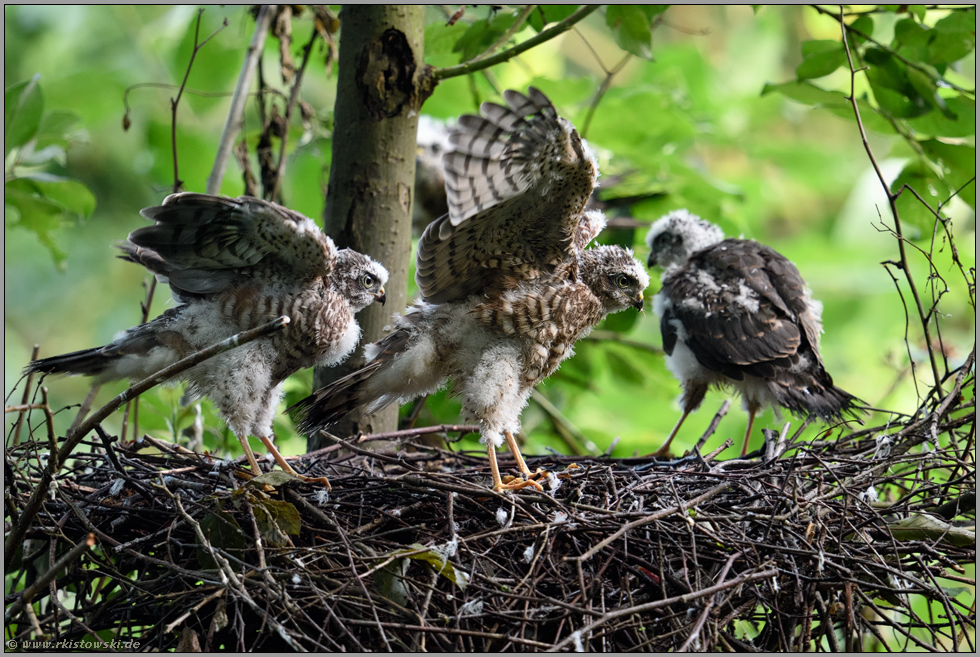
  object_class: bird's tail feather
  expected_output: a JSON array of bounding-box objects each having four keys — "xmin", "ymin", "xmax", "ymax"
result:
[
  {"xmin": 774, "ymin": 380, "xmax": 865, "ymax": 424},
  {"xmin": 25, "ymin": 347, "xmax": 114, "ymax": 378},
  {"xmin": 289, "ymin": 327, "xmax": 414, "ymax": 436},
  {"xmin": 289, "ymin": 360, "xmax": 386, "ymax": 435},
  {"xmin": 24, "ymin": 307, "xmax": 186, "ymax": 384}
]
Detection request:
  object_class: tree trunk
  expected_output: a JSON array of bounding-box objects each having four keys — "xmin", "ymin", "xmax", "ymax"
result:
[{"xmin": 309, "ymin": 5, "xmax": 432, "ymax": 451}]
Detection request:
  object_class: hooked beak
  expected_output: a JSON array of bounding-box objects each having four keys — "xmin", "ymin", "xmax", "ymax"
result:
[
  {"xmin": 375, "ymin": 287, "xmax": 386, "ymax": 306},
  {"xmin": 633, "ymin": 293, "xmax": 644, "ymax": 312},
  {"xmin": 646, "ymin": 253, "xmax": 656, "ymax": 268}
]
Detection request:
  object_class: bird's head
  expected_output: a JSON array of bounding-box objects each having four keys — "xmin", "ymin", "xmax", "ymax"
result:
[
  {"xmin": 580, "ymin": 245, "xmax": 650, "ymax": 314},
  {"xmin": 645, "ymin": 209, "xmax": 725, "ymax": 269},
  {"xmin": 335, "ymin": 249, "xmax": 389, "ymax": 312}
]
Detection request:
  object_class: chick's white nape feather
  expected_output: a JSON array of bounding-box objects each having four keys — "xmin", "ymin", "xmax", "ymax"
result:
[{"xmin": 645, "ymin": 209, "xmax": 725, "ymax": 269}]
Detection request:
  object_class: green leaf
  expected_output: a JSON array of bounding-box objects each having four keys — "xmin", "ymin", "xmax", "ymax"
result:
[
  {"xmin": 15, "ymin": 143, "xmax": 68, "ymax": 168},
  {"xmin": 527, "ymin": 5, "xmax": 579, "ymax": 32},
  {"xmin": 8, "ymin": 173, "xmax": 96, "ymax": 218},
  {"xmin": 893, "ymin": 18, "xmax": 930, "ymax": 51},
  {"xmin": 391, "ymin": 543, "xmax": 470, "ymax": 590},
  {"xmin": 847, "ymin": 16, "xmax": 874, "ymax": 46},
  {"xmin": 930, "ymin": 10, "xmax": 976, "ymax": 65},
  {"xmin": 252, "ymin": 497, "xmax": 301, "ymax": 545},
  {"xmin": 248, "ymin": 470, "xmax": 304, "ymax": 487},
  {"xmin": 605, "ymin": 5, "xmax": 667, "ymax": 59},
  {"xmin": 762, "ymin": 80, "xmax": 846, "ymax": 107},
  {"xmin": 908, "ymin": 5, "xmax": 927, "ymax": 21},
  {"xmin": 197, "ymin": 509, "xmax": 246, "ymax": 571},
  {"xmin": 796, "ymin": 40, "xmax": 846, "ymax": 80},
  {"xmin": 862, "ymin": 48, "xmax": 932, "ymax": 118},
  {"xmin": 34, "ymin": 109, "xmax": 84, "ymax": 150},
  {"xmin": 760, "ymin": 81, "xmax": 895, "ymax": 134},
  {"xmin": 871, "ymin": 84, "xmax": 930, "ymax": 118},
  {"xmin": 919, "ymin": 140, "xmax": 976, "ymax": 209},
  {"xmin": 5, "ymin": 74, "xmax": 44, "ymax": 152},
  {"xmin": 893, "ymin": 18, "xmax": 935, "ymax": 70},
  {"xmin": 424, "ymin": 20, "xmax": 467, "ymax": 59},
  {"xmin": 453, "ymin": 11, "xmax": 516, "ymax": 61},
  {"xmin": 891, "ymin": 160, "xmax": 950, "ymax": 233},
  {"xmin": 907, "ymin": 96, "xmax": 975, "ymax": 137},
  {"xmin": 374, "ymin": 559, "xmax": 411, "ymax": 607},
  {"xmin": 4, "ymin": 176, "xmax": 94, "ymax": 268},
  {"xmin": 906, "ymin": 67, "xmax": 954, "ymax": 118}
]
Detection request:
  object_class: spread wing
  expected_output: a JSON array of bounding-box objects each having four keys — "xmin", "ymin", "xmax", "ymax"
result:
[
  {"xmin": 661, "ymin": 239, "xmax": 819, "ymax": 381},
  {"xmin": 415, "ymin": 87, "xmax": 599, "ymax": 304},
  {"xmin": 119, "ymin": 193, "xmax": 336, "ymax": 300}
]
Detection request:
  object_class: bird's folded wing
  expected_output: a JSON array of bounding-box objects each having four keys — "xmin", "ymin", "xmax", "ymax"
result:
[{"xmin": 663, "ymin": 241, "xmax": 806, "ymax": 380}]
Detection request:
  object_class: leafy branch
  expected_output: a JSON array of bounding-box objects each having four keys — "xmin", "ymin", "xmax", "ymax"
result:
[
  {"xmin": 433, "ymin": 5, "xmax": 600, "ymax": 81},
  {"xmin": 812, "ymin": 4, "xmax": 976, "ymax": 96},
  {"xmin": 838, "ymin": 6, "xmax": 944, "ymax": 400}
]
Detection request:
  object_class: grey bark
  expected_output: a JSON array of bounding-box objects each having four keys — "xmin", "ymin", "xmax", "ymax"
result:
[{"xmin": 309, "ymin": 5, "xmax": 433, "ymax": 451}]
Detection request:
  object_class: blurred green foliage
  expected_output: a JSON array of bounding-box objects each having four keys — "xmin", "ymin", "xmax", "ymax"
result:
[
  {"xmin": 5, "ymin": 74, "xmax": 96, "ymax": 268},
  {"xmin": 4, "ymin": 5, "xmax": 975, "ymax": 477}
]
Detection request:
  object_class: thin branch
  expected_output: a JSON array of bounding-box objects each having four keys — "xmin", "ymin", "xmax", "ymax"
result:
[
  {"xmin": 433, "ymin": 5, "xmax": 600, "ymax": 81},
  {"xmin": 4, "ymin": 533, "xmax": 95, "ymax": 622},
  {"xmin": 207, "ymin": 4, "xmax": 276, "ymax": 196},
  {"xmin": 585, "ymin": 329, "xmax": 662, "ymax": 354},
  {"xmin": 170, "ymin": 9, "xmax": 229, "ymax": 193},
  {"xmin": 531, "ymin": 388, "xmax": 591, "ymax": 457},
  {"xmin": 547, "ymin": 567, "xmax": 780, "ymax": 652},
  {"xmin": 571, "ymin": 482, "xmax": 731, "ymax": 561},
  {"xmin": 582, "ymin": 53, "xmax": 632, "ymax": 139},
  {"xmin": 357, "ymin": 424, "xmax": 480, "ymax": 443},
  {"xmin": 270, "ymin": 25, "xmax": 318, "ymax": 202},
  {"xmin": 12, "ymin": 345, "xmax": 40, "ymax": 446},
  {"xmin": 837, "ymin": 5, "xmax": 944, "ymax": 398},
  {"xmin": 472, "ymin": 5, "xmax": 536, "ymax": 62},
  {"xmin": 122, "ymin": 269, "xmax": 159, "ymax": 441}
]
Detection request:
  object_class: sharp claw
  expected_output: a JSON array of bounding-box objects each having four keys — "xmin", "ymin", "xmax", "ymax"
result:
[
  {"xmin": 299, "ymin": 474, "xmax": 332, "ymax": 490},
  {"xmin": 495, "ymin": 475, "xmax": 545, "ymax": 492},
  {"xmin": 496, "ymin": 467, "xmax": 549, "ymax": 492}
]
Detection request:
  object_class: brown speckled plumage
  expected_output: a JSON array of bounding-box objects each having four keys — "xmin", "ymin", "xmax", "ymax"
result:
[
  {"xmin": 27, "ymin": 193, "xmax": 387, "ymax": 483},
  {"xmin": 292, "ymin": 89, "xmax": 649, "ymax": 491}
]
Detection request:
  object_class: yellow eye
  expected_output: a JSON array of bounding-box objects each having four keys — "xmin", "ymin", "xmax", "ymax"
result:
[
  {"xmin": 361, "ymin": 273, "xmax": 376, "ymax": 288},
  {"xmin": 615, "ymin": 274, "xmax": 631, "ymax": 288}
]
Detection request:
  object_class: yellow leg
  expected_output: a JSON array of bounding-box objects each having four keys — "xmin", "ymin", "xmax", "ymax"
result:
[
  {"xmin": 503, "ymin": 431, "xmax": 546, "ymax": 481},
  {"xmin": 740, "ymin": 408, "xmax": 757, "ymax": 457},
  {"xmin": 487, "ymin": 440, "xmax": 542, "ymax": 492},
  {"xmin": 237, "ymin": 435, "xmax": 264, "ymax": 477},
  {"xmin": 651, "ymin": 409, "xmax": 691, "ymax": 457},
  {"xmin": 257, "ymin": 435, "xmax": 332, "ymax": 489}
]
